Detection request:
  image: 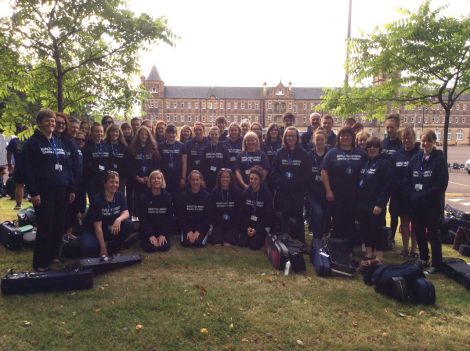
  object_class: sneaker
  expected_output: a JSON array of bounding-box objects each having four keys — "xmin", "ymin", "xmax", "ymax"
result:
[{"xmin": 13, "ymin": 204, "xmax": 22, "ymax": 210}]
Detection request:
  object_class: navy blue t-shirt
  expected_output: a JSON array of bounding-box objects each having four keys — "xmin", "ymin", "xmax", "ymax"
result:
[
  {"xmin": 235, "ymin": 150, "xmax": 270, "ymax": 184},
  {"xmin": 87, "ymin": 191, "xmax": 128, "ymax": 229},
  {"xmin": 6, "ymin": 137, "xmax": 24, "ymax": 166},
  {"xmin": 186, "ymin": 137, "xmax": 209, "ymax": 172},
  {"xmin": 223, "ymin": 138, "xmax": 243, "ymax": 171},
  {"xmin": 159, "ymin": 141, "xmax": 187, "ymax": 174},
  {"xmin": 322, "ymin": 147, "xmax": 366, "ymax": 193}
]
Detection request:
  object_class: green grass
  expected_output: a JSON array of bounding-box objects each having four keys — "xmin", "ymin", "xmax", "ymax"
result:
[{"xmin": 1, "ymin": 197, "xmax": 469, "ymax": 351}]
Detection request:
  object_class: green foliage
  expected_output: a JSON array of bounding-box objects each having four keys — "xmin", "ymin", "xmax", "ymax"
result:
[
  {"xmin": 318, "ymin": 0, "xmax": 470, "ymax": 157},
  {"xmin": 0, "ymin": 0, "xmax": 174, "ymax": 133}
]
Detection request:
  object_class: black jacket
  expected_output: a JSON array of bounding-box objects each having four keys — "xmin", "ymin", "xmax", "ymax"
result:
[
  {"xmin": 138, "ymin": 188, "xmax": 173, "ymax": 238},
  {"xmin": 209, "ymin": 186, "xmax": 241, "ymax": 228},
  {"xmin": 240, "ymin": 185, "xmax": 273, "ymax": 232},
  {"xmin": 405, "ymin": 149, "xmax": 448, "ymax": 211},
  {"xmin": 271, "ymin": 146, "xmax": 311, "ymax": 193},
  {"xmin": 83, "ymin": 140, "xmax": 111, "ymax": 186},
  {"xmin": 108, "ymin": 142, "xmax": 130, "ymax": 180},
  {"xmin": 177, "ymin": 188, "xmax": 211, "ymax": 234},
  {"xmin": 356, "ymin": 153, "xmax": 393, "ymax": 213},
  {"xmin": 22, "ymin": 129, "xmax": 74, "ymax": 197}
]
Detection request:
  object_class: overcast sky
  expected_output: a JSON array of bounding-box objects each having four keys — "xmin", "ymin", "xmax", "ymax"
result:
[
  {"xmin": 0, "ymin": 0, "xmax": 468, "ymax": 88},
  {"xmin": 130, "ymin": 0, "xmax": 469, "ymax": 87}
]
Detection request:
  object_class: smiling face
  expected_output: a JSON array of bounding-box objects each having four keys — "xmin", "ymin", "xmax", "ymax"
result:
[
  {"xmin": 227, "ymin": 126, "xmax": 238, "ymax": 141},
  {"xmin": 67, "ymin": 122, "xmax": 80, "ymax": 138},
  {"xmin": 314, "ymin": 133, "xmax": 326, "ymax": 150},
  {"xmin": 421, "ymin": 135, "xmax": 435, "ymax": 154},
  {"xmin": 285, "ymin": 129, "xmax": 297, "ymax": 148},
  {"xmin": 54, "ymin": 116, "xmax": 66, "ymax": 134},
  {"xmin": 122, "ymin": 125, "xmax": 132, "ymax": 138},
  {"xmin": 39, "ymin": 116, "xmax": 56, "ymax": 135},
  {"xmin": 150, "ymin": 172, "xmax": 163, "ymax": 190},
  {"xmin": 367, "ymin": 144, "xmax": 380, "ymax": 158},
  {"xmin": 189, "ymin": 172, "xmax": 202, "ymax": 191},
  {"xmin": 357, "ymin": 135, "xmax": 368, "ymax": 149},
  {"xmin": 249, "ymin": 172, "xmax": 261, "ymax": 190},
  {"xmin": 104, "ymin": 175, "xmax": 119, "ymax": 194},
  {"xmin": 385, "ymin": 119, "xmax": 398, "ymax": 140},
  {"xmin": 245, "ymin": 135, "xmax": 258, "ymax": 151},
  {"xmin": 109, "ymin": 128, "xmax": 119, "ymax": 142},
  {"xmin": 339, "ymin": 132, "xmax": 353, "ymax": 149},
  {"xmin": 91, "ymin": 125, "xmax": 104, "ymax": 143},
  {"xmin": 209, "ymin": 128, "xmax": 219, "ymax": 144},
  {"xmin": 166, "ymin": 131, "xmax": 176, "ymax": 143},
  {"xmin": 403, "ymin": 132, "xmax": 416, "ymax": 151},
  {"xmin": 220, "ymin": 171, "xmax": 231, "ymax": 189},
  {"xmin": 251, "ymin": 124, "xmax": 262, "ymax": 137},
  {"xmin": 194, "ymin": 125, "xmax": 204, "ymax": 139},
  {"xmin": 138, "ymin": 129, "xmax": 149, "ymax": 145},
  {"xmin": 181, "ymin": 127, "xmax": 192, "ymax": 140},
  {"xmin": 269, "ymin": 126, "xmax": 279, "ymax": 140}
]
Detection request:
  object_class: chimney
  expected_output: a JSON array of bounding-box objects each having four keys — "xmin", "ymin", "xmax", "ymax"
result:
[
  {"xmin": 288, "ymin": 81, "xmax": 292, "ymax": 91},
  {"xmin": 263, "ymin": 82, "xmax": 267, "ymax": 96}
]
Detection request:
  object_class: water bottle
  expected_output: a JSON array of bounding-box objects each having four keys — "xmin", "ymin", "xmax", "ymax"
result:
[{"xmin": 284, "ymin": 261, "xmax": 291, "ymax": 276}]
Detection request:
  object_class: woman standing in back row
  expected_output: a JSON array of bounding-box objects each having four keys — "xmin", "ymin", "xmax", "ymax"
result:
[{"xmin": 406, "ymin": 130, "xmax": 448, "ymax": 273}]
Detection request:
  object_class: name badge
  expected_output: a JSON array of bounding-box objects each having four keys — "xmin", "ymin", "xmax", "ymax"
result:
[
  {"xmin": 250, "ymin": 215, "xmax": 258, "ymax": 222},
  {"xmin": 230, "ymin": 156, "xmax": 236, "ymax": 162},
  {"xmin": 210, "ymin": 166, "xmax": 217, "ymax": 172},
  {"xmin": 223, "ymin": 214, "xmax": 230, "ymax": 221},
  {"xmin": 195, "ymin": 160, "xmax": 200, "ymax": 165},
  {"xmin": 98, "ymin": 165, "xmax": 105, "ymax": 171},
  {"xmin": 285, "ymin": 172, "xmax": 293, "ymax": 180},
  {"xmin": 55, "ymin": 163, "xmax": 63, "ymax": 172},
  {"xmin": 345, "ymin": 167, "xmax": 352, "ymax": 175},
  {"xmin": 113, "ymin": 163, "xmax": 118, "ymax": 170},
  {"xmin": 415, "ymin": 184, "xmax": 423, "ymax": 191},
  {"xmin": 315, "ymin": 175, "xmax": 322, "ymax": 182},
  {"xmin": 142, "ymin": 166, "xmax": 147, "ymax": 173},
  {"xmin": 245, "ymin": 169, "xmax": 251, "ymax": 175},
  {"xmin": 359, "ymin": 180, "xmax": 364, "ymax": 188}
]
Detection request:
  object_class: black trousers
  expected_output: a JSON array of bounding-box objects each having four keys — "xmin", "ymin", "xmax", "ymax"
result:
[
  {"xmin": 239, "ymin": 227, "xmax": 266, "ymax": 250},
  {"xmin": 279, "ymin": 190, "xmax": 305, "ymax": 243},
  {"xmin": 180, "ymin": 230, "xmax": 209, "ymax": 248},
  {"xmin": 33, "ymin": 187, "xmax": 67, "ymax": 269},
  {"xmin": 412, "ymin": 208, "xmax": 443, "ymax": 267},
  {"xmin": 329, "ymin": 193, "xmax": 357, "ymax": 252},
  {"xmin": 65, "ymin": 183, "xmax": 86, "ymax": 232},
  {"xmin": 357, "ymin": 210, "xmax": 386, "ymax": 251},
  {"xmin": 210, "ymin": 225, "xmax": 239, "ymax": 245}
]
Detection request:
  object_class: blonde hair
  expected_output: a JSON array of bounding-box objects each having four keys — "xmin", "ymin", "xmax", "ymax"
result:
[
  {"xmin": 242, "ymin": 131, "xmax": 260, "ymax": 151},
  {"xmin": 147, "ymin": 170, "xmax": 166, "ymax": 189}
]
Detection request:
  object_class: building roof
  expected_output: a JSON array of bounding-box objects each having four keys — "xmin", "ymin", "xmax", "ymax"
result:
[
  {"xmin": 163, "ymin": 86, "xmax": 325, "ymax": 99},
  {"xmin": 147, "ymin": 65, "xmax": 162, "ymax": 81}
]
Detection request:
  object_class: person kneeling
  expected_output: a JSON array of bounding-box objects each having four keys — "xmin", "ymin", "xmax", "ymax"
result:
[
  {"xmin": 80, "ymin": 171, "xmax": 133, "ymax": 257},
  {"xmin": 239, "ymin": 167, "xmax": 273, "ymax": 250},
  {"xmin": 139, "ymin": 170, "xmax": 172, "ymax": 252},
  {"xmin": 178, "ymin": 170, "xmax": 210, "ymax": 247}
]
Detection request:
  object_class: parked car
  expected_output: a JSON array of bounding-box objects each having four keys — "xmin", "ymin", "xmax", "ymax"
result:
[{"xmin": 465, "ymin": 159, "xmax": 470, "ymax": 174}]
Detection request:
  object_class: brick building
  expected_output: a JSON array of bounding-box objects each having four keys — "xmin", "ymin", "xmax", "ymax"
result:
[{"xmin": 141, "ymin": 65, "xmax": 470, "ymax": 145}]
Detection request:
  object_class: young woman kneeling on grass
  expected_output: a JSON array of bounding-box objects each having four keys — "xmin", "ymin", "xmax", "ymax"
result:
[
  {"xmin": 209, "ymin": 168, "xmax": 241, "ymax": 246},
  {"xmin": 178, "ymin": 170, "xmax": 211, "ymax": 248},
  {"xmin": 80, "ymin": 171, "xmax": 133, "ymax": 257},
  {"xmin": 138, "ymin": 170, "xmax": 173, "ymax": 252},
  {"xmin": 239, "ymin": 166, "xmax": 273, "ymax": 250}
]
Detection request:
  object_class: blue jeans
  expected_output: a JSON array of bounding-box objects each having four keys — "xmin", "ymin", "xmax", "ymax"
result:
[
  {"xmin": 80, "ymin": 218, "xmax": 133, "ymax": 257},
  {"xmin": 309, "ymin": 195, "xmax": 328, "ymax": 239}
]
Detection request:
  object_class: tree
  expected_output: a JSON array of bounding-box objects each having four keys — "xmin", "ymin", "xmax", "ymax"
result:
[
  {"xmin": 0, "ymin": 0, "xmax": 174, "ymax": 125},
  {"xmin": 318, "ymin": 0, "xmax": 470, "ymax": 159}
]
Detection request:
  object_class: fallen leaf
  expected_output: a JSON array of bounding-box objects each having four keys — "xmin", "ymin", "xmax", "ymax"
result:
[
  {"xmin": 135, "ymin": 324, "xmax": 144, "ymax": 331},
  {"xmin": 296, "ymin": 339, "xmax": 304, "ymax": 346},
  {"xmin": 23, "ymin": 321, "xmax": 31, "ymax": 327},
  {"xmin": 398, "ymin": 312, "xmax": 407, "ymax": 318},
  {"xmin": 200, "ymin": 328, "xmax": 208, "ymax": 334},
  {"xmin": 241, "ymin": 338, "xmax": 249, "ymax": 342}
]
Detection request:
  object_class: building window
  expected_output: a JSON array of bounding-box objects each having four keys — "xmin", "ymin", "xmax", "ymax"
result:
[
  {"xmin": 241, "ymin": 103, "xmax": 245, "ymax": 110},
  {"xmin": 202, "ymin": 116, "xmax": 206, "ymax": 122},
  {"xmin": 210, "ymin": 116, "xmax": 215, "ymax": 123},
  {"xmin": 188, "ymin": 116, "xmax": 191, "ymax": 123},
  {"xmin": 417, "ymin": 116, "xmax": 422, "ymax": 123},
  {"xmin": 195, "ymin": 102, "xmax": 199, "ymax": 109},
  {"xmin": 166, "ymin": 102, "xmax": 170, "ymax": 108},
  {"xmin": 303, "ymin": 103, "xmax": 307, "ymax": 110},
  {"xmin": 151, "ymin": 87, "xmax": 157, "ymax": 92},
  {"xmin": 220, "ymin": 101, "xmax": 224, "ymax": 109},
  {"xmin": 303, "ymin": 116, "xmax": 307, "ymax": 123},
  {"xmin": 227, "ymin": 102, "xmax": 231, "ymax": 110},
  {"xmin": 255, "ymin": 102, "xmax": 259, "ymax": 109},
  {"xmin": 448, "ymin": 131, "xmax": 452, "ymax": 140},
  {"xmin": 234, "ymin": 102, "xmax": 238, "ymax": 109},
  {"xmin": 424, "ymin": 117, "xmax": 428, "ymax": 123},
  {"xmin": 404, "ymin": 117, "xmax": 408, "ymax": 123},
  {"xmin": 410, "ymin": 116, "xmax": 414, "ymax": 123},
  {"xmin": 288, "ymin": 103, "xmax": 292, "ymax": 110},
  {"xmin": 202, "ymin": 102, "xmax": 206, "ymax": 109},
  {"xmin": 180, "ymin": 115, "xmax": 184, "ymax": 122},
  {"xmin": 462, "ymin": 117, "xmax": 466, "ymax": 123},
  {"xmin": 455, "ymin": 117, "xmax": 459, "ymax": 124},
  {"xmin": 268, "ymin": 102, "xmax": 272, "ymax": 109},
  {"xmin": 435, "ymin": 129, "xmax": 441, "ymax": 141},
  {"xmin": 188, "ymin": 102, "xmax": 191, "ymax": 109},
  {"xmin": 248, "ymin": 102, "xmax": 252, "ymax": 109},
  {"xmin": 180, "ymin": 102, "xmax": 184, "ymax": 108},
  {"xmin": 456, "ymin": 129, "xmax": 463, "ymax": 141},
  {"xmin": 173, "ymin": 102, "xmax": 177, "ymax": 109}
]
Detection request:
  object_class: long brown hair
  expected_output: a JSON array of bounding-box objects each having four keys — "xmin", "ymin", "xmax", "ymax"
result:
[
  {"xmin": 129, "ymin": 126, "xmax": 160, "ymax": 159},
  {"xmin": 105, "ymin": 124, "xmax": 128, "ymax": 148}
]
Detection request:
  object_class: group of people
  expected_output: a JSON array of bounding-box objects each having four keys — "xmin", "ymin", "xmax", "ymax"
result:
[{"xmin": 15, "ymin": 109, "xmax": 448, "ymax": 273}]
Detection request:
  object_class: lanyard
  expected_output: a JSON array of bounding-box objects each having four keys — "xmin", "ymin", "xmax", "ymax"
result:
[
  {"xmin": 361, "ymin": 158, "xmax": 377, "ymax": 182},
  {"xmin": 341, "ymin": 149, "xmax": 352, "ymax": 170},
  {"xmin": 221, "ymin": 190, "xmax": 229, "ymax": 204},
  {"xmin": 419, "ymin": 153, "xmax": 430, "ymax": 179},
  {"xmin": 106, "ymin": 195, "xmax": 116, "ymax": 213},
  {"xmin": 141, "ymin": 147, "xmax": 147, "ymax": 163},
  {"xmin": 96, "ymin": 142, "xmax": 103, "ymax": 160},
  {"xmin": 49, "ymin": 137, "xmax": 60, "ymax": 163}
]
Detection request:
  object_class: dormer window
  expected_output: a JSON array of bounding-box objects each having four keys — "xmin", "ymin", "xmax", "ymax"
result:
[
  {"xmin": 151, "ymin": 87, "xmax": 157, "ymax": 93},
  {"xmin": 276, "ymin": 90, "xmax": 284, "ymax": 96}
]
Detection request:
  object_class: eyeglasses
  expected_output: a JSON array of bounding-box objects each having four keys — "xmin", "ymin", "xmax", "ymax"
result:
[
  {"xmin": 75, "ymin": 138, "xmax": 86, "ymax": 142},
  {"xmin": 104, "ymin": 120, "xmax": 113, "ymax": 125},
  {"xmin": 366, "ymin": 144, "xmax": 380, "ymax": 149}
]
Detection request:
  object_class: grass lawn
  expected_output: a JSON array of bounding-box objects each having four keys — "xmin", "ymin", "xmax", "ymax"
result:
[{"xmin": 0, "ymin": 196, "xmax": 469, "ymax": 351}]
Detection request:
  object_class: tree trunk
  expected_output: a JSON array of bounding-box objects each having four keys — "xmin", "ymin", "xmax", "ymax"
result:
[
  {"xmin": 57, "ymin": 72, "xmax": 63, "ymax": 112},
  {"xmin": 443, "ymin": 108, "xmax": 450, "ymax": 161}
]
